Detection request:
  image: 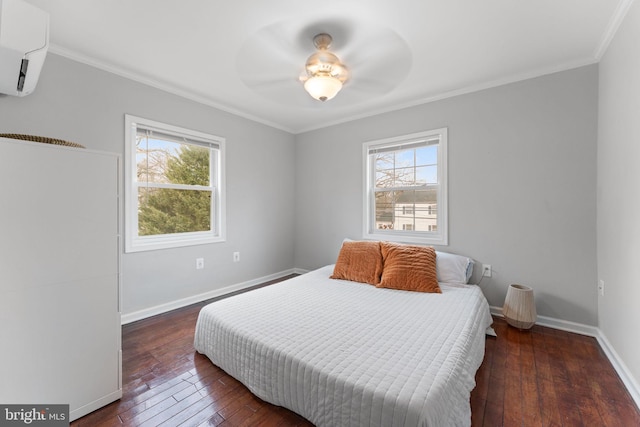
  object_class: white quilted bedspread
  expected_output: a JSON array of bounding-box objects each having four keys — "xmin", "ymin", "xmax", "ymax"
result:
[{"xmin": 194, "ymin": 265, "xmax": 493, "ymax": 427}]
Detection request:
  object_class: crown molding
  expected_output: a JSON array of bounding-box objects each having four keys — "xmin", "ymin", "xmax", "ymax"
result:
[
  {"xmin": 48, "ymin": 44, "xmax": 296, "ymax": 134},
  {"xmin": 593, "ymin": 0, "xmax": 636, "ymax": 60},
  {"xmin": 48, "ymin": 43, "xmax": 600, "ymax": 136},
  {"xmin": 295, "ymin": 58, "xmax": 598, "ymax": 134}
]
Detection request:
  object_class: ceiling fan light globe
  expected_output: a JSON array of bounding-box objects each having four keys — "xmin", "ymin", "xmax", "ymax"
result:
[{"xmin": 304, "ymin": 75, "xmax": 342, "ymax": 102}]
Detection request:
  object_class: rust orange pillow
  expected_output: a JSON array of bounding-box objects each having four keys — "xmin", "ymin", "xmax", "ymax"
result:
[
  {"xmin": 330, "ymin": 240, "xmax": 383, "ymax": 285},
  {"xmin": 378, "ymin": 242, "xmax": 441, "ymax": 293}
]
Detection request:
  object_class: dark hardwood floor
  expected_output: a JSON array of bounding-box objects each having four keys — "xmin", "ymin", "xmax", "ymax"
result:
[
  {"xmin": 72, "ymin": 278, "xmax": 640, "ymax": 426},
  {"xmin": 473, "ymin": 319, "xmax": 640, "ymax": 426}
]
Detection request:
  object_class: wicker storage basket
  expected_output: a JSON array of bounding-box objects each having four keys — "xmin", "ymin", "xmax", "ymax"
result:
[{"xmin": 0, "ymin": 133, "xmax": 85, "ymax": 149}]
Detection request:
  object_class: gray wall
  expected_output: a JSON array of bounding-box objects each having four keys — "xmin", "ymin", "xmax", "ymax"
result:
[
  {"xmin": 0, "ymin": 53, "xmax": 601, "ymax": 328},
  {"xmin": 294, "ymin": 65, "xmax": 599, "ymax": 325},
  {"xmin": 597, "ymin": 0, "xmax": 640, "ymax": 391},
  {"xmin": 2, "ymin": 32, "xmax": 637, "ymax": 403},
  {"xmin": 0, "ymin": 54, "xmax": 296, "ymax": 316}
]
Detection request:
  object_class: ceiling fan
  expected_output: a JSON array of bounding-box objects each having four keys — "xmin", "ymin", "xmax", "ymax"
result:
[
  {"xmin": 299, "ymin": 33, "xmax": 349, "ymax": 102},
  {"xmin": 236, "ymin": 19, "xmax": 412, "ymax": 107}
]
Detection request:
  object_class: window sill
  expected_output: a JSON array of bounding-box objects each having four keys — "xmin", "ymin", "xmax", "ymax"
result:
[{"xmin": 125, "ymin": 233, "xmax": 226, "ymax": 253}]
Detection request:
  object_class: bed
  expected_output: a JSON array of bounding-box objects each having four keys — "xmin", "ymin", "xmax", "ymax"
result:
[{"xmin": 194, "ymin": 243, "xmax": 492, "ymax": 427}]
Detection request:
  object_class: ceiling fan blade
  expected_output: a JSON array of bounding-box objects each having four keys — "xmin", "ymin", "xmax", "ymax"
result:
[
  {"xmin": 246, "ymin": 77, "xmax": 299, "ymax": 90},
  {"xmin": 344, "ymin": 29, "xmax": 411, "ymax": 72},
  {"xmin": 236, "ymin": 20, "xmax": 314, "ymax": 92},
  {"xmin": 237, "ymin": 17, "xmax": 412, "ymax": 105},
  {"xmin": 346, "ymin": 76, "xmax": 399, "ymax": 95}
]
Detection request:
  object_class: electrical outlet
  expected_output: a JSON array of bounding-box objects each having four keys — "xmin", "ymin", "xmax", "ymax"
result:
[
  {"xmin": 233, "ymin": 252, "xmax": 240, "ymax": 262},
  {"xmin": 482, "ymin": 264, "xmax": 492, "ymax": 278},
  {"xmin": 196, "ymin": 258, "xmax": 204, "ymax": 270},
  {"xmin": 598, "ymin": 279, "xmax": 605, "ymax": 296}
]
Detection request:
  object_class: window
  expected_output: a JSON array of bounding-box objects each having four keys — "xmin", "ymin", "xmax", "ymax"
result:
[
  {"xmin": 363, "ymin": 128, "xmax": 447, "ymax": 245},
  {"xmin": 124, "ymin": 115, "xmax": 226, "ymax": 252}
]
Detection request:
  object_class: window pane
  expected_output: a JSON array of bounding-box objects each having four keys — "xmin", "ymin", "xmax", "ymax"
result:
[
  {"xmin": 138, "ymin": 187, "xmax": 212, "ymax": 236},
  {"xmin": 375, "ymin": 171, "xmax": 393, "ymax": 188},
  {"xmin": 416, "ymin": 165, "xmax": 437, "ymax": 185},
  {"xmin": 375, "ymin": 146, "xmax": 435, "ymax": 188},
  {"xmin": 415, "ymin": 145, "xmax": 437, "ymax": 166},
  {"xmin": 375, "ymin": 190, "xmax": 395, "ymax": 229},
  {"xmin": 395, "ymin": 149, "xmax": 414, "ymax": 165},
  {"xmin": 137, "ymin": 137, "xmax": 210, "ymax": 186},
  {"xmin": 411, "ymin": 189, "xmax": 438, "ymax": 231},
  {"xmin": 374, "ymin": 154, "xmax": 394, "ymax": 189},
  {"xmin": 394, "ymin": 166, "xmax": 415, "ymax": 186},
  {"xmin": 374, "ymin": 188, "xmax": 438, "ymax": 232},
  {"xmin": 375, "ymin": 153, "xmax": 394, "ymax": 169}
]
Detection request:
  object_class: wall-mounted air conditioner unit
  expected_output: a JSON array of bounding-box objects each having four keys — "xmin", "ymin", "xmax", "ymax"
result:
[{"xmin": 0, "ymin": 0, "xmax": 49, "ymax": 97}]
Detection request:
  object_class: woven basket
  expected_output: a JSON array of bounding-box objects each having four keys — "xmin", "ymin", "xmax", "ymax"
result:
[
  {"xmin": 503, "ymin": 284, "xmax": 536, "ymax": 330},
  {"xmin": 0, "ymin": 133, "xmax": 85, "ymax": 149}
]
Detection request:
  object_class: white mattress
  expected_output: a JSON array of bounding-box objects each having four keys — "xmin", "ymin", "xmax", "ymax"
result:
[{"xmin": 194, "ymin": 265, "xmax": 492, "ymax": 427}]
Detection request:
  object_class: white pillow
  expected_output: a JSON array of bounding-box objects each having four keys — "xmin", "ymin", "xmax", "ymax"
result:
[{"xmin": 436, "ymin": 251, "xmax": 474, "ymax": 284}]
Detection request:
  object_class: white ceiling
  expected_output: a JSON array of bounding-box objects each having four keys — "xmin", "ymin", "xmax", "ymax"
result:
[{"xmin": 26, "ymin": 0, "xmax": 629, "ymax": 134}]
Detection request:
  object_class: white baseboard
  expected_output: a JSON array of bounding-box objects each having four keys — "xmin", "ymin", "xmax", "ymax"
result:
[
  {"xmin": 489, "ymin": 306, "xmax": 600, "ymax": 336},
  {"xmin": 70, "ymin": 389, "xmax": 122, "ymax": 422},
  {"xmin": 121, "ymin": 268, "xmax": 298, "ymax": 325},
  {"xmin": 489, "ymin": 305, "xmax": 640, "ymax": 410},
  {"xmin": 595, "ymin": 332, "xmax": 640, "ymax": 408}
]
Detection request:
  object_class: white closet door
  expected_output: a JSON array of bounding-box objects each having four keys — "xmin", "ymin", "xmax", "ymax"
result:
[{"xmin": 0, "ymin": 138, "xmax": 121, "ymax": 421}]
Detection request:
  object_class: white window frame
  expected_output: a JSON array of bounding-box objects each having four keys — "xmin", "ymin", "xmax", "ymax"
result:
[
  {"xmin": 363, "ymin": 128, "xmax": 448, "ymax": 245},
  {"xmin": 124, "ymin": 114, "xmax": 226, "ymax": 252}
]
